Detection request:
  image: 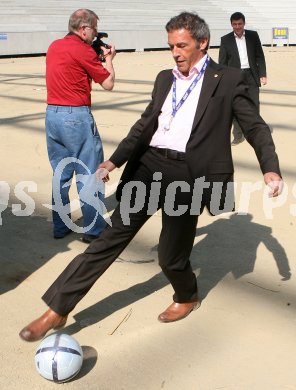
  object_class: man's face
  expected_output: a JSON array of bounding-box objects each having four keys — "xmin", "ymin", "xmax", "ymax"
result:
[
  {"xmin": 168, "ymin": 28, "xmax": 207, "ymax": 76},
  {"xmin": 80, "ymin": 21, "xmax": 98, "ymax": 44},
  {"xmin": 231, "ymin": 18, "xmax": 245, "ymax": 37}
]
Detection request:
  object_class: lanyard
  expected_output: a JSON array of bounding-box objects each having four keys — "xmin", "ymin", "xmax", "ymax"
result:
[{"xmin": 164, "ymin": 56, "xmax": 210, "ymax": 131}]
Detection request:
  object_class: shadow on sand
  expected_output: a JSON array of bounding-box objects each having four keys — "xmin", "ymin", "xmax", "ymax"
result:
[{"xmin": 61, "ymin": 213, "xmax": 290, "ymax": 335}]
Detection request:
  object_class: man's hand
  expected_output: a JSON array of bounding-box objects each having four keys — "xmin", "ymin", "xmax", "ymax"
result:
[
  {"xmin": 102, "ymin": 44, "xmax": 116, "ymax": 61},
  {"xmin": 260, "ymin": 76, "xmax": 267, "ymax": 86},
  {"xmin": 263, "ymin": 172, "xmax": 283, "ymax": 197},
  {"xmin": 96, "ymin": 160, "xmax": 116, "ymax": 182}
]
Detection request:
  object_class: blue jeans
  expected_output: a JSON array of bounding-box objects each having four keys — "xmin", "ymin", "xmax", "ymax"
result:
[{"xmin": 46, "ymin": 105, "xmax": 106, "ymax": 237}]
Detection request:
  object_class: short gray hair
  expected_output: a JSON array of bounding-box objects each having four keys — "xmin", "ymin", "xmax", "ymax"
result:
[
  {"xmin": 68, "ymin": 9, "xmax": 99, "ymax": 32},
  {"xmin": 166, "ymin": 12, "xmax": 210, "ymax": 50}
]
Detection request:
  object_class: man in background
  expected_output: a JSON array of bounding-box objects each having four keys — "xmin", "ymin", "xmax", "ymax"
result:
[
  {"xmin": 219, "ymin": 11, "xmax": 267, "ymax": 145},
  {"xmin": 46, "ymin": 8, "xmax": 116, "ymax": 242}
]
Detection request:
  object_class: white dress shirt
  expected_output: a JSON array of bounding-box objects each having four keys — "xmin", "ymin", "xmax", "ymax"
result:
[
  {"xmin": 149, "ymin": 54, "xmax": 208, "ymax": 152},
  {"xmin": 234, "ymin": 31, "xmax": 250, "ymax": 69}
]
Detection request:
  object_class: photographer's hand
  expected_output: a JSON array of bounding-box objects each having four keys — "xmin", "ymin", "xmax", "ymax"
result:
[{"xmin": 101, "ymin": 44, "xmax": 116, "ymax": 61}]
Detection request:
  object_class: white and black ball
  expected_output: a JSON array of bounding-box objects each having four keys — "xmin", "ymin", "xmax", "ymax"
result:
[{"xmin": 35, "ymin": 333, "xmax": 83, "ymax": 383}]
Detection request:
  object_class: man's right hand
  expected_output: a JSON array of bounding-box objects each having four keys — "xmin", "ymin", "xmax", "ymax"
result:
[{"xmin": 96, "ymin": 160, "xmax": 116, "ymax": 182}]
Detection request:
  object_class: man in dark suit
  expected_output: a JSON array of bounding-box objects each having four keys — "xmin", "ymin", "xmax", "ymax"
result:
[
  {"xmin": 219, "ymin": 12, "xmax": 267, "ymax": 145},
  {"xmin": 19, "ymin": 12, "xmax": 282, "ymax": 342}
]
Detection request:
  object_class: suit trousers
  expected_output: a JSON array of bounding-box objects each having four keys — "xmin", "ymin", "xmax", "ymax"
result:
[{"xmin": 42, "ymin": 148, "xmax": 199, "ymax": 316}]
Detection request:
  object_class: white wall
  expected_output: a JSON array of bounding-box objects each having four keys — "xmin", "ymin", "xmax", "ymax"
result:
[{"xmin": 0, "ymin": 0, "xmax": 295, "ymax": 56}]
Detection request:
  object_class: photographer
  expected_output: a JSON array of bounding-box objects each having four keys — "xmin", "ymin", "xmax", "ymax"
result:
[{"xmin": 45, "ymin": 9, "xmax": 116, "ymax": 243}]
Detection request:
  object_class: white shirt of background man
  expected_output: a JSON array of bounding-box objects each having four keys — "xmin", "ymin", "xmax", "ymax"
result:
[{"xmin": 234, "ymin": 31, "xmax": 250, "ymax": 69}]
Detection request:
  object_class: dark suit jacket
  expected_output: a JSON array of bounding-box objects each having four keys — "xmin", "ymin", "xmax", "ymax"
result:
[
  {"xmin": 218, "ymin": 30, "xmax": 266, "ymax": 87},
  {"xmin": 110, "ymin": 59, "xmax": 280, "ymax": 214}
]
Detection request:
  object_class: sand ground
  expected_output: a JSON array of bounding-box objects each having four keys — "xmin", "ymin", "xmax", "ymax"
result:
[{"xmin": 0, "ymin": 47, "xmax": 296, "ymax": 389}]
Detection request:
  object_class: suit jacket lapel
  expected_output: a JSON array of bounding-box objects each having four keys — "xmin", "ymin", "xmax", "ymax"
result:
[
  {"xmin": 244, "ymin": 31, "xmax": 253, "ymax": 68},
  {"xmin": 229, "ymin": 33, "xmax": 240, "ymax": 65},
  {"xmin": 153, "ymin": 71, "xmax": 173, "ymax": 114},
  {"xmin": 191, "ymin": 61, "xmax": 222, "ymax": 130}
]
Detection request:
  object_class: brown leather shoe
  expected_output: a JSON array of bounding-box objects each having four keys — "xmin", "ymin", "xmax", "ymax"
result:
[
  {"xmin": 158, "ymin": 301, "xmax": 200, "ymax": 323},
  {"xmin": 19, "ymin": 309, "xmax": 68, "ymax": 342}
]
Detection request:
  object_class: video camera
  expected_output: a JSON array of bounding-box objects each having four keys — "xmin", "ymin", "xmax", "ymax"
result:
[{"xmin": 92, "ymin": 32, "xmax": 110, "ymax": 62}]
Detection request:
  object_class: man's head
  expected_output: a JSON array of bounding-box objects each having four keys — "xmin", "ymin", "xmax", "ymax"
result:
[
  {"xmin": 68, "ymin": 9, "xmax": 99, "ymax": 44},
  {"xmin": 230, "ymin": 12, "xmax": 245, "ymax": 38},
  {"xmin": 165, "ymin": 12, "xmax": 210, "ymax": 76}
]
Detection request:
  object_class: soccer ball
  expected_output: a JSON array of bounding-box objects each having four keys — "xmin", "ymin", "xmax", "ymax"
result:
[{"xmin": 35, "ymin": 333, "xmax": 83, "ymax": 383}]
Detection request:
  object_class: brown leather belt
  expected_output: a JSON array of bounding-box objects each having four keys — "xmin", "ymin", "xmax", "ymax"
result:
[{"xmin": 149, "ymin": 147, "xmax": 186, "ymax": 161}]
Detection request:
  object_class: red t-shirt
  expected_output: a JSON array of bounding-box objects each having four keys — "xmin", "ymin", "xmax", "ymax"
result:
[{"xmin": 46, "ymin": 34, "xmax": 110, "ymax": 106}]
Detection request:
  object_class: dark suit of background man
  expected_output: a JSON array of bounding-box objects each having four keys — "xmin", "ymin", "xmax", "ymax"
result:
[
  {"xmin": 219, "ymin": 11, "xmax": 267, "ymax": 145},
  {"xmin": 20, "ymin": 12, "xmax": 282, "ymax": 342}
]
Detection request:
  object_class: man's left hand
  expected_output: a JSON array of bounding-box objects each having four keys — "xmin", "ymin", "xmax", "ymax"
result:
[{"xmin": 264, "ymin": 172, "xmax": 283, "ymax": 197}]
